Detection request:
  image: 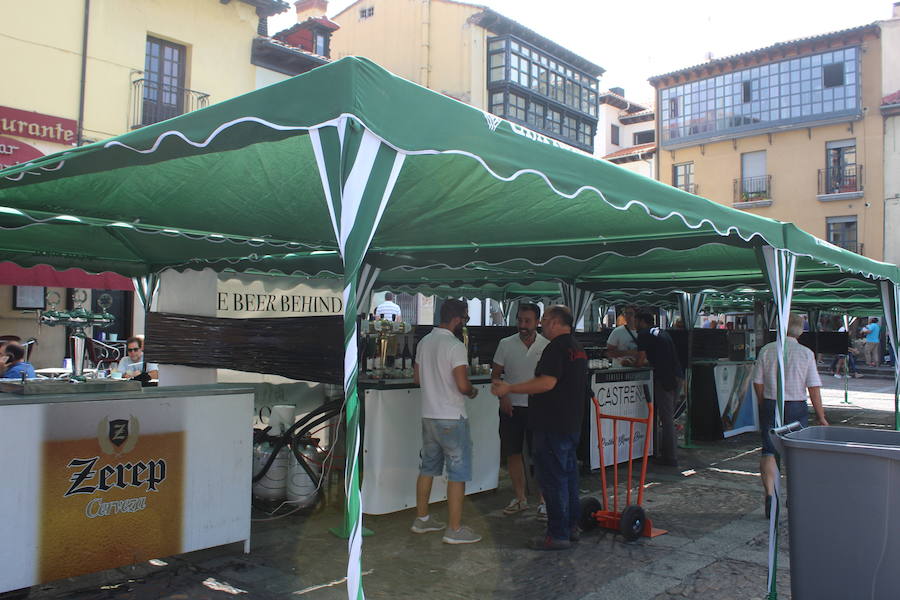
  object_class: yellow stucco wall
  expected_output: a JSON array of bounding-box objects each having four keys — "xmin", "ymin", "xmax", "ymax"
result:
[
  {"xmin": 657, "ymin": 35, "xmax": 885, "ymax": 261},
  {"xmin": 331, "ymin": 0, "xmax": 488, "ymax": 108},
  {"xmin": 0, "ymin": 0, "xmax": 268, "ymax": 367},
  {"xmin": 1, "ymin": 0, "xmax": 262, "ymax": 144},
  {"xmin": 331, "ymin": 0, "xmax": 427, "ymax": 84},
  {"xmin": 885, "ymin": 114, "xmax": 900, "ymax": 264}
]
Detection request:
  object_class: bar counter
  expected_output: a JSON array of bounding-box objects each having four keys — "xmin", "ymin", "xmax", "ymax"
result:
[
  {"xmin": 359, "ymin": 375, "xmax": 496, "ymax": 515},
  {"xmin": 0, "ymin": 384, "xmax": 253, "ymax": 594}
]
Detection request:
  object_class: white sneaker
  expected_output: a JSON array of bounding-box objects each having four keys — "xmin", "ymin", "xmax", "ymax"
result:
[
  {"xmin": 442, "ymin": 525, "xmax": 481, "ymax": 544},
  {"xmin": 411, "ymin": 515, "xmax": 446, "ymax": 534},
  {"xmin": 536, "ymin": 502, "xmax": 548, "ymax": 522}
]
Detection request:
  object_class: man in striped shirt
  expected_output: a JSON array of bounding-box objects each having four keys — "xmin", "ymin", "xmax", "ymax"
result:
[
  {"xmin": 375, "ymin": 292, "xmax": 402, "ymax": 322},
  {"xmin": 753, "ymin": 313, "xmax": 828, "ymax": 517}
]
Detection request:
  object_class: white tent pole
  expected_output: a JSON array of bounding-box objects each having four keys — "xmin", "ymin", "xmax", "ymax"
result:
[{"xmin": 758, "ymin": 245, "xmax": 797, "ymax": 600}]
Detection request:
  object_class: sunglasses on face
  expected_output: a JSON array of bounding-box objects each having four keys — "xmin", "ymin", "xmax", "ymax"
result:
[{"xmin": 127, "ymin": 347, "xmax": 141, "ymax": 352}]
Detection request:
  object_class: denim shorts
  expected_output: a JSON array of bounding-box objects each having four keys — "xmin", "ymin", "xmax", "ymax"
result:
[
  {"xmin": 759, "ymin": 399, "xmax": 809, "ymax": 456},
  {"xmin": 420, "ymin": 417, "xmax": 472, "ymax": 482}
]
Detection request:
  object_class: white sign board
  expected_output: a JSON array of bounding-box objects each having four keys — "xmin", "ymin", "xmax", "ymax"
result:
[
  {"xmin": 216, "ymin": 273, "xmax": 342, "ymax": 318},
  {"xmin": 588, "ymin": 369, "xmax": 654, "ymax": 469},
  {"xmin": 714, "ymin": 363, "xmax": 759, "ymax": 438},
  {"xmin": 0, "ymin": 390, "xmax": 252, "ymax": 594}
]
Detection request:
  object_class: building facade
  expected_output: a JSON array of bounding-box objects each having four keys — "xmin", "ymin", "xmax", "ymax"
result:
[
  {"xmin": 596, "ymin": 88, "xmax": 656, "ymax": 178},
  {"xmin": 882, "ymin": 4, "xmax": 900, "ymax": 265},
  {"xmin": 650, "ymin": 25, "xmax": 885, "ymax": 260},
  {"xmin": 0, "ymin": 0, "xmax": 300, "ymax": 367},
  {"xmin": 326, "ymin": 0, "xmax": 604, "ymax": 153}
]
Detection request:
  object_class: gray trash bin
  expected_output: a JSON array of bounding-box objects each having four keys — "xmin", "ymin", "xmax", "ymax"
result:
[{"xmin": 772, "ymin": 423, "xmax": 900, "ymax": 600}]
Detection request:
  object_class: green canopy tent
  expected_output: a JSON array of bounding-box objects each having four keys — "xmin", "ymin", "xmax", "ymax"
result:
[{"xmin": 2, "ymin": 57, "xmax": 899, "ymax": 600}]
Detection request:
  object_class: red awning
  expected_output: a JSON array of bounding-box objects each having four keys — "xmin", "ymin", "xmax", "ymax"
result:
[{"xmin": 0, "ymin": 263, "xmax": 134, "ymax": 291}]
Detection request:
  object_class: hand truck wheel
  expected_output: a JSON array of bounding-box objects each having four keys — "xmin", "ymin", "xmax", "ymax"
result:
[
  {"xmin": 579, "ymin": 496, "xmax": 602, "ymax": 531},
  {"xmin": 619, "ymin": 504, "xmax": 646, "ymax": 542}
]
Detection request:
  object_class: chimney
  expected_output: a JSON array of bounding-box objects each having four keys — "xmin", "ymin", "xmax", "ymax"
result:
[
  {"xmin": 295, "ymin": 0, "xmax": 328, "ymax": 22},
  {"xmin": 610, "ymin": 87, "xmax": 625, "ymax": 97}
]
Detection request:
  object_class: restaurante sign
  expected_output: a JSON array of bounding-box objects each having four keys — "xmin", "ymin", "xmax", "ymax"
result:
[
  {"xmin": 0, "ymin": 135, "xmax": 44, "ymax": 168},
  {"xmin": 0, "ymin": 105, "xmax": 78, "ymax": 145}
]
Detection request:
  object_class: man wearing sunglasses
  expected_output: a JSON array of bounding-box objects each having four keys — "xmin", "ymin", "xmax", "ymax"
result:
[{"xmin": 116, "ymin": 336, "xmax": 159, "ymax": 380}]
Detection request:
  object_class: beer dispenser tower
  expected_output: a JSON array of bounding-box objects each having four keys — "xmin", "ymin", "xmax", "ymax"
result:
[{"xmin": 40, "ymin": 290, "xmax": 115, "ymax": 380}]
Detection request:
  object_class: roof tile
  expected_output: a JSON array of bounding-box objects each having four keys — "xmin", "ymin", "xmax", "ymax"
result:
[{"xmin": 603, "ymin": 143, "xmax": 656, "ymax": 160}]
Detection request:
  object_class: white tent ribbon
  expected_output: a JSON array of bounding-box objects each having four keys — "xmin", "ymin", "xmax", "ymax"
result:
[
  {"xmin": 311, "ymin": 119, "xmax": 406, "ymax": 600},
  {"xmin": 758, "ymin": 245, "xmax": 797, "ymax": 600},
  {"xmin": 355, "ymin": 263, "xmax": 381, "ymax": 316},
  {"xmin": 880, "ymin": 281, "xmax": 900, "ymax": 431},
  {"xmin": 676, "ymin": 292, "xmax": 706, "ymax": 330},
  {"xmin": 558, "ymin": 282, "xmax": 594, "ymax": 328}
]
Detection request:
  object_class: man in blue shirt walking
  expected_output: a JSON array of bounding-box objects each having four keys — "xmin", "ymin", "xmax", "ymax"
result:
[{"xmin": 861, "ymin": 317, "xmax": 881, "ymax": 367}]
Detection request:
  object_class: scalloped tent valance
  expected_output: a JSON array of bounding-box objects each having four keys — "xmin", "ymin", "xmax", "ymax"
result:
[{"xmin": 0, "ymin": 56, "xmax": 896, "ymax": 289}]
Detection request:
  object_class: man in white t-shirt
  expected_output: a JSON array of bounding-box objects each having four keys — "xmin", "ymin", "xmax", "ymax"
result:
[
  {"xmin": 116, "ymin": 336, "xmax": 159, "ymax": 380},
  {"xmin": 606, "ymin": 306, "xmax": 639, "ymax": 366},
  {"xmin": 412, "ymin": 299, "xmax": 481, "ymax": 545},
  {"xmin": 374, "ymin": 292, "xmax": 402, "ymax": 322},
  {"xmin": 491, "ymin": 303, "xmax": 549, "ymax": 518}
]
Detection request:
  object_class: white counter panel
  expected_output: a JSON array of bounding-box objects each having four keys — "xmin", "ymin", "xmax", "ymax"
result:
[
  {"xmin": 361, "ymin": 383, "xmax": 499, "ymax": 515},
  {"xmin": 0, "ymin": 387, "xmax": 252, "ymax": 594}
]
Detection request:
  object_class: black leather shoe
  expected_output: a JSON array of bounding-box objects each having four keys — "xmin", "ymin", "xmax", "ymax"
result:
[{"xmin": 570, "ymin": 527, "xmax": 581, "ymax": 543}]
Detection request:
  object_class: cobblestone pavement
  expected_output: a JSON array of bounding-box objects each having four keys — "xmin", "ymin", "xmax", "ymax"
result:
[{"xmin": 11, "ymin": 380, "xmax": 895, "ymax": 600}]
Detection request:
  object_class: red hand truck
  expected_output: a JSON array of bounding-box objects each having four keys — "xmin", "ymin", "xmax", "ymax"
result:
[{"xmin": 579, "ymin": 387, "xmax": 667, "ymax": 541}]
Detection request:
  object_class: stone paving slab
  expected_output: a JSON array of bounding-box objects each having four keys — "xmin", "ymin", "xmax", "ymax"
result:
[{"xmin": 648, "ymin": 558, "xmax": 791, "ymax": 600}]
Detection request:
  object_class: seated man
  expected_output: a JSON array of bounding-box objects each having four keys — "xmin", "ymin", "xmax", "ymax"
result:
[
  {"xmin": 0, "ymin": 339, "xmax": 10, "ymax": 377},
  {"xmin": 116, "ymin": 336, "xmax": 160, "ymax": 380},
  {"xmin": 3, "ymin": 342, "xmax": 36, "ymax": 379}
]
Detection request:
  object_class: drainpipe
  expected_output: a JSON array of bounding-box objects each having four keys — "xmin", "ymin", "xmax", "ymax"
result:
[
  {"xmin": 76, "ymin": 0, "xmax": 90, "ymax": 146},
  {"xmin": 420, "ymin": 0, "xmax": 431, "ymax": 87}
]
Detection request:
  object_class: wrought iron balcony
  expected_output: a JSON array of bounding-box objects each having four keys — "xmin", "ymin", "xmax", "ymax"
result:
[
  {"xmin": 818, "ymin": 165, "xmax": 863, "ymax": 195},
  {"xmin": 734, "ymin": 175, "xmax": 771, "ymax": 203},
  {"xmin": 130, "ymin": 78, "xmax": 210, "ymax": 129},
  {"xmin": 830, "ymin": 241, "xmax": 864, "ymax": 255}
]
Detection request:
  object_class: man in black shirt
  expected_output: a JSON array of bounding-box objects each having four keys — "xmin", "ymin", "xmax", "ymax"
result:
[
  {"xmin": 492, "ymin": 305, "xmax": 588, "ymax": 550},
  {"xmin": 634, "ymin": 310, "xmax": 683, "ymax": 467}
]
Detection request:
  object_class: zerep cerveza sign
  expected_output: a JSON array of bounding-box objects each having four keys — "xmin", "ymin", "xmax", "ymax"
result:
[
  {"xmin": 37, "ymin": 401, "xmax": 184, "ymax": 584},
  {"xmin": 216, "ymin": 273, "xmax": 342, "ymax": 318},
  {"xmin": 0, "ymin": 391, "xmax": 253, "ymax": 594}
]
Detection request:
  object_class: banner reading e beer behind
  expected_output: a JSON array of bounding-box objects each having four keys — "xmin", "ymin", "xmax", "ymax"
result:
[
  {"xmin": 38, "ymin": 399, "xmax": 185, "ymax": 582},
  {"xmin": 217, "ymin": 273, "xmax": 342, "ymax": 319}
]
